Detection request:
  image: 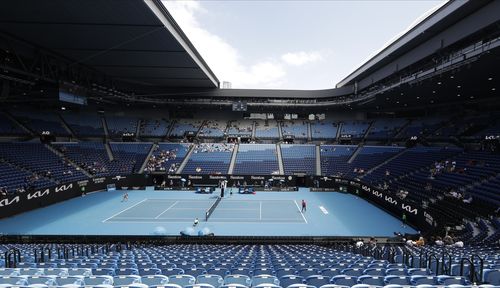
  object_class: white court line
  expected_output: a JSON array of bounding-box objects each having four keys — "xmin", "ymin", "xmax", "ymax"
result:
[
  {"xmin": 259, "ymin": 201, "xmax": 262, "ymax": 220},
  {"xmin": 155, "ymin": 201, "xmax": 179, "ymax": 219},
  {"xmin": 214, "ymin": 208, "xmax": 260, "ymax": 211},
  {"xmin": 102, "ymin": 220, "xmax": 307, "ymax": 224},
  {"xmin": 102, "ymin": 198, "xmax": 149, "ymax": 223},
  {"xmin": 294, "ymin": 200, "xmax": 308, "ymax": 224}
]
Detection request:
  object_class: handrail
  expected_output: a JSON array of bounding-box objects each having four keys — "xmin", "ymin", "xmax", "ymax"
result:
[{"xmin": 427, "ymin": 253, "xmax": 440, "ymax": 276}]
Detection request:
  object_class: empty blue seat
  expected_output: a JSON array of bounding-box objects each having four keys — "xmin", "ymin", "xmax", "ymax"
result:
[
  {"xmin": 170, "ymin": 274, "xmax": 197, "ymax": 288},
  {"xmin": 320, "ymin": 268, "xmax": 341, "ymax": 278},
  {"xmin": 140, "ymin": 268, "xmax": 162, "ymax": 275},
  {"xmin": 438, "ymin": 276, "xmax": 470, "ymax": 285},
  {"xmin": 358, "ymin": 275, "xmax": 385, "ymax": 286},
  {"xmin": 113, "ymin": 275, "xmax": 142, "ymax": 286},
  {"xmin": 93, "ymin": 268, "xmax": 115, "ymax": 276},
  {"xmin": 82, "ymin": 275, "xmax": 113, "ymax": 286},
  {"xmin": 208, "ymin": 268, "xmax": 230, "ymax": 278},
  {"xmin": 141, "ymin": 275, "xmax": 169, "ymax": 286},
  {"xmin": 408, "ymin": 268, "xmax": 431, "ymax": 276},
  {"xmin": 483, "ymin": 269, "xmax": 500, "ymax": 285},
  {"xmin": 197, "ymin": 274, "xmax": 224, "ymax": 288},
  {"xmin": 279, "ymin": 275, "xmax": 304, "ymax": 287},
  {"xmin": 385, "ymin": 268, "xmax": 407, "ymax": 276},
  {"xmin": 164, "ymin": 268, "xmax": 185, "ymax": 277},
  {"xmin": 305, "ymin": 275, "xmax": 330, "ymax": 287},
  {"xmin": 384, "ymin": 276, "xmax": 412, "ymax": 285},
  {"xmin": 341, "ymin": 268, "xmax": 363, "ymax": 277},
  {"xmin": 411, "ymin": 276, "xmax": 439, "ymax": 285},
  {"xmin": 331, "ymin": 275, "xmax": 357, "ymax": 287},
  {"xmin": 297, "ymin": 269, "xmax": 318, "ymax": 279},
  {"xmin": 224, "ymin": 275, "xmax": 251, "ymax": 286},
  {"xmin": 251, "ymin": 275, "xmax": 279, "ymax": 287},
  {"xmin": 276, "ymin": 269, "xmax": 296, "ymax": 279}
]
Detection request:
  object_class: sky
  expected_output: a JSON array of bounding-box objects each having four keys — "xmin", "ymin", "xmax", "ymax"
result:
[{"xmin": 162, "ymin": 0, "xmax": 447, "ymax": 90}]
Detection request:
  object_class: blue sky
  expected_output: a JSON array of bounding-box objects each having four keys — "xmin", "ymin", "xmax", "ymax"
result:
[{"xmin": 162, "ymin": 0, "xmax": 447, "ymax": 90}]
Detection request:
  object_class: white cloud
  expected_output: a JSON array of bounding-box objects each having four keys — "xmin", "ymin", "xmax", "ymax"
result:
[
  {"xmin": 163, "ymin": 0, "xmax": 287, "ymax": 89},
  {"xmin": 281, "ymin": 51, "xmax": 323, "ymax": 66}
]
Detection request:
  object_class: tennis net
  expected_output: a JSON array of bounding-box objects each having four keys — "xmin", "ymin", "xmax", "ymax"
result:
[{"xmin": 205, "ymin": 196, "xmax": 222, "ymax": 221}]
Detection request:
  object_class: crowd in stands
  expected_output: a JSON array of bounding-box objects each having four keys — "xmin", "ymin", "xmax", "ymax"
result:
[{"xmin": 145, "ymin": 147, "xmax": 180, "ymax": 173}]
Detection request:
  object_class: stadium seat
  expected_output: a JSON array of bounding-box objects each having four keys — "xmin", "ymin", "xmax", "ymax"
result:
[
  {"xmin": 358, "ymin": 275, "xmax": 385, "ymax": 286},
  {"xmin": 251, "ymin": 275, "xmax": 280, "ymax": 287},
  {"xmin": 224, "ymin": 275, "xmax": 252, "ymax": 286},
  {"xmin": 331, "ymin": 275, "xmax": 358, "ymax": 287},
  {"xmin": 169, "ymin": 274, "xmax": 196, "ymax": 287},
  {"xmin": 142, "ymin": 275, "xmax": 169, "ymax": 286},
  {"xmin": 278, "ymin": 275, "xmax": 304, "ymax": 288},
  {"xmin": 197, "ymin": 274, "xmax": 224, "ymax": 288},
  {"xmin": 305, "ymin": 275, "xmax": 330, "ymax": 287}
]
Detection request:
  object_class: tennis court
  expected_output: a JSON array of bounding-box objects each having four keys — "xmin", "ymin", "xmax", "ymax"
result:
[{"xmin": 103, "ymin": 198, "xmax": 307, "ymax": 224}]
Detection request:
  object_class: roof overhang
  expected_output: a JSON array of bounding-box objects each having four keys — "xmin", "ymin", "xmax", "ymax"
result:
[{"xmin": 0, "ymin": 0, "xmax": 219, "ymax": 89}]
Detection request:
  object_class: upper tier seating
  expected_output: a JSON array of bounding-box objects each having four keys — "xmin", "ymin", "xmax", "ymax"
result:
[
  {"xmin": 281, "ymin": 144, "xmax": 316, "ymax": 175},
  {"xmin": 311, "ymin": 121, "xmax": 338, "ymax": 140},
  {"xmin": 398, "ymin": 117, "xmax": 447, "ymax": 139},
  {"xmin": 255, "ymin": 120, "xmax": 279, "ymax": 139},
  {"xmin": 11, "ymin": 111, "xmax": 69, "ymax": 136},
  {"xmin": 281, "ymin": 121, "xmax": 308, "ymax": 139},
  {"xmin": 170, "ymin": 120, "xmax": 203, "ymax": 138},
  {"xmin": 183, "ymin": 143, "xmax": 234, "ymax": 174},
  {"xmin": 139, "ymin": 118, "xmax": 171, "ymax": 137},
  {"xmin": 340, "ymin": 121, "xmax": 371, "ymax": 139},
  {"xmin": 61, "ymin": 113, "xmax": 104, "ymax": 137},
  {"xmin": 199, "ymin": 121, "xmax": 227, "ymax": 138},
  {"xmin": 0, "ymin": 112, "xmax": 26, "ymax": 135},
  {"xmin": 233, "ymin": 144, "xmax": 279, "ymax": 175},
  {"xmin": 366, "ymin": 119, "xmax": 408, "ymax": 140},
  {"xmin": 146, "ymin": 143, "xmax": 191, "ymax": 173},
  {"xmin": 106, "ymin": 116, "xmax": 139, "ymax": 137},
  {"xmin": 227, "ymin": 120, "xmax": 254, "ymax": 137}
]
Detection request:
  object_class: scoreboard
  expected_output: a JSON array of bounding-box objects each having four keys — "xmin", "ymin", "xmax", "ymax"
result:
[{"xmin": 232, "ymin": 102, "xmax": 247, "ymax": 111}]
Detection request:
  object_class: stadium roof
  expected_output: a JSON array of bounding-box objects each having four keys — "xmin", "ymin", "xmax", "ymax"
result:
[{"xmin": 0, "ymin": 0, "xmax": 219, "ymax": 88}]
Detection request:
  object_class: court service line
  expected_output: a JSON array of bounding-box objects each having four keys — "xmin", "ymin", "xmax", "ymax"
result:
[
  {"xmin": 155, "ymin": 201, "xmax": 179, "ymax": 219},
  {"xmin": 294, "ymin": 200, "xmax": 308, "ymax": 224},
  {"xmin": 102, "ymin": 198, "xmax": 149, "ymax": 223}
]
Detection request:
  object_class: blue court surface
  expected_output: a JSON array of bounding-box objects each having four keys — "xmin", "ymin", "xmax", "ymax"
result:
[{"xmin": 0, "ymin": 188, "xmax": 416, "ymax": 236}]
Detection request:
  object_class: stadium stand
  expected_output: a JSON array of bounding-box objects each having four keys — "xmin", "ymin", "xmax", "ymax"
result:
[
  {"xmin": 106, "ymin": 116, "xmax": 139, "ymax": 137},
  {"xmin": 199, "ymin": 120, "xmax": 228, "ymax": 138},
  {"xmin": 0, "ymin": 142, "xmax": 86, "ymax": 185},
  {"xmin": 340, "ymin": 121, "xmax": 371, "ymax": 139},
  {"xmin": 170, "ymin": 120, "xmax": 204, "ymax": 138},
  {"xmin": 281, "ymin": 121, "xmax": 308, "ymax": 139},
  {"xmin": 233, "ymin": 144, "xmax": 279, "ymax": 175},
  {"xmin": 145, "ymin": 143, "xmax": 191, "ymax": 173},
  {"xmin": 54, "ymin": 142, "xmax": 112, "ymax": 177},
  {"xmin": 109, "ymin": 143, "xmax": 152, "ymax": 174},
  {"xmin": 281, "ymin": 144, "xmax": 316, "ymax": 175},
  {"xmin": 11, "ymin": 111, "xmax": 69, "ymax": 136},
  {"xmin": 255, "ymin": 120, "xmax": 280, "ymax": 139},
  {"xmin": 366, "ymin": 119, "xmax": 408, "ymax": 141},
  {"xmin": 61, "ymin": 113, "xmax": 104, "ymax": 137},
  {"xmin": 320, "ymin": 145, "xmax": 357, "ymax": 177},
  {"xmin": 227, "ymin": 120, "xmax": 254, "ymax": 137},
  {"xmin": 183, "ymin": 143, "xmax": 234, "ymax": 174},
  {"xmin": 311, "ymin": 121, "xmax": 338, "ymax": 140},
  {"xmin": 0, "ymin": 243, "xmax": 499, "ymax": 286},
  {"xmin": 0, "ymin": 112, "xmax": 27, "ymax": 136},
  {"xmin": 139, "ymin": 118, "xmax": 171, "ymax": 138}
]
